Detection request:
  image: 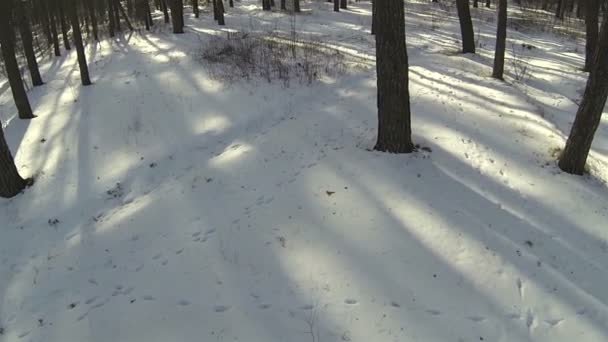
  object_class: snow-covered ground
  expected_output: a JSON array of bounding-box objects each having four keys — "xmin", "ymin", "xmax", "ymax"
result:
[{"xmin": 1, "ymin": 1, "xmax": 608, "ymax": 341}]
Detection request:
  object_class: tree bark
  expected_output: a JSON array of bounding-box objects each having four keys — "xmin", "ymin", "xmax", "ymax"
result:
[
  {"xmin": 584, "ymin": 0, "xmax": 599, "ymax": 71},
  {"xmin": 192, "ymin": 0, "xmax": 199, "ymax": 17},
  {"xmin": 281, "ymin": 0, "xmax": 286, "ymax": 9},
  {"xmin": 0, "ymin": 0, "xmax": 35, "ymax": 120},
  {"xmin": 558, "ymin": 16, "xmax": 608, "ymax": 174},
  {"xmin": 492, "ymin": 0, "xmax": 507, "ymax": 79},
  {"xmin": 15, "ymin": 0, "xmax": 44, "ymax": 86},
  {"xmin": 171, "ymin": 0, "xmax": 185, "ymax": 33},
  {"xmin": 67, "ymin": 0, "xmax": 92, "ymax": 85},
  {"xmin": 108, "ymin": 0, "xmax": 116, "ymax": 36},
  {"xmin": 216, "ymin": 0, "xmax": 225, "ymax": 25},
  {"xmin": 58, "ymin": 0, "xmax": 71, "ymax": 50},
  {"xmin": 485, "ymin": 0, "xmax": 491, "ymax": 8},
  {"xmin": 0, "ymin": 126, "xmax": 27, "ymax": 198},
  {"xmin": 294, "ymin": 0, "xmax": 300, "ymax": 12},
  {"xmin": 456, "ymin": 0, "xmax": 476, "ymax": 53},
  {"xmin": 116, "ymin": 1, "xmax": 134, "ymax": 31},
  {"xmin": 334, "ymin": 0, "xmax": 340, "ymax": 11},
  {"xmin": 374, "ymin": 0, "xmax": 414, "ymax": 153},
  {"xmin": 263, "ymin": 0, "xmax": 271, "ymax": 10},
  {"xmin": 340, "ymin": 0, "xmax": 347, "ymax": 9},
  {"xmin": 48, "ymin": 2, "xmax": 62, "ymax": 56},
  {"xmin": 161, "ymin": 0, "xmax": 170, "ymax": 23},
  {"xmin": 474, "ymin": 0, "xmax": 479, "ymax": 8},
  {"xmin": 86, "ymin": 0, "xmax": 99, "ymax": 41},
  {"xmin": 371, "ymin": 0, "xmax": 376, "ymax": 34}
]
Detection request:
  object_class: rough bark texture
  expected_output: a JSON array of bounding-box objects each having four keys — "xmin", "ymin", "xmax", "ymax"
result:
[
  {"xmin": 0, "ymin": 0, "xmax": 35, "ymax": 120},
  {"xmin": 374, "ymin": 0, "xmax": 414, "ymax": 153},
  {"xmin": 67, "ymin": 0, "xmax": 92, "ymax": 85},
  {"xmin": 15, "ymin": 0, "xmax": 44, "ymax": 86},
  {"xmin": 584, "ymin": 0, "xmax": 599, "ymax": 71},
  {"xmin": 492, "ymin": 0, "xmax": 507, "ymax": 79},
  {"xmin": 456, "ymin": 0, "xmax": 476, "ymax": 53},
  {"xmin": 559, "ymin": 16, "xmax": 608, "ymax": 175},
  {"xmin": 171, "ymin": 0, "xmax": 184, "ymax": 33},
  {"xmin": 0, "ymin": 127, "xmax": 27, "ymax": 198}
]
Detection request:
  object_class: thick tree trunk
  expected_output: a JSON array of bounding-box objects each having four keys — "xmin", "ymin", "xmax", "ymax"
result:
[
  {"xmin": 15, "ymin": 0, "xmax": 44, "ymax": 86},
  {"xmin": 49, "ymin": 3, "xmax": 62, "ymax": 56},
  {"xmin": 374, "ymin": 0, "xmax": 414, "ymax": 153},
  {"xmin": 171, "ymin": 0, "xmax": 184, "ymax": 32},
  {"xmin": 67, "ymin": 0, "xmax": 92, "ymax": 85},
  {"xmin": 58, "ymin": 0, "xmax": 71, "ymax": 50},
  {"xmin": 0, "ymin": 1, "xmax": 35, "ymax": 120},
  {"xmin": 0, "ymin": 127, "xmax": 27, "ymax": 198},
  {"xmin": 340, "ymin": 0, "xmax": 347, "ymax": 9},
  {"xmin": 584, "ymin": 0, "xmax": 599, "ymax": 71},
  {"xmin": 334, "ymin": 0, "xmax": 340, "ymax": 11},
  {"xmin": 558, "ymin": 16, "xmax": 608, "ymax": 174},
  {"xmin": 371, "ymin": 0, "xmax": 376, "ymax": 34},
  {"xmin": 127, "ymin": 0, "xmax": 134, "ymax": 16},
  {"xmin": 492, "ymin": 0, "xmax": 507, "ymax": 79},
  {"xmin": 456, "ymin": 0, "xmax": 476, "ymax": 53}
]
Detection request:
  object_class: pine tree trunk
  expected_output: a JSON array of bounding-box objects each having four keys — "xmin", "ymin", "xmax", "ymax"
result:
[
  {"xmin": 371, "ymin": 0, "xmax": 376, "ymax": 34},
  {"xmin": 147, "ymin": 1, "xmax": 154, "ymax": 26},
  {"xmin": 58, "ymin": 0, "xmax": 71, "ymax": 50},
  {"xmin": 49, "ymin": 2, "xmax": 62, "ymax": 56},
  {"xmin": 127, "ymin": 0, "xmax": 134, "ymax": 16},
  {"xmin": 15, "ymin": 0, "xmax": 44, "ymax": 86},
  {"xmin": 67, "ymin": 0, "xmax": 92, "ymax": 85},
  {"xmin": 217, "ymin": 0, "xmax": 225, "ymax": 25},
  {"xmin": 117, "ymin": 1, "xmax": 134, "ymax": 31},
  {"xmin": 559, "ymin": 16, "xmax": 608, "ymax": 174},
  {"xmin": 485, "ymin": 0, "xmax": 491, "ymax": 8},
  {"xmin": 114, "ymin": 0, "xmax": 122, "ymax": 31},
  {"xmin": 456, "ymin": 0, "xmax": 476, "ymax": 53},
  {"xmin": 229, "ymin": 0, "xmax": 234, "ymax": 7},
  {"xmin": 474, "ymin": 0, "xmax": 479, "ymax": 8},
  {"xmin": 584, "ymin": 0, "xmax": 599, "ymax": 71},
  {"xmin": 374, "ymin": 0, "xmax": 414, "ymax": 153},
  {"xmin": 192, "ymin": 0, "xmax": 199, "ymax": 17},
  {"xmin": 492, "ymin": 0, "xmax": 507, "ymax": 79},
  {"xmin": 263, "ymin": 0, "xmax": 271, "ymax": 10},
  {"xmin": 161, "ymin": 0, "xmax": 170, "ymax": 23},
  {"xmin": 0, "ymin": 126, "xmax": 27, "ymax": 198},
  {"xmin": 171, "ymin": 0, "xmax": 184, "ymax": 33},
  {"xmin": 108, "ymin": 0, "xmax": 116, "ymax": 36},
  {"xmin": 281, "ymin": 0, "xmax": 286, "ymax": 10},
  {"xmin": 294, "ymin": 0, "xmax": 300, "ymax": 12},
  {"xmin": 0, "ymin": 1, "xmax": 35, "ymax": 120},
  {"xmin": 334, "ymin": 0, "xmax": 339, "ymax": 11},
  {"xmin": 38, "ymin": 0, "xmax": 53, "ymax": 48},
  {"xmin": 340, "ymin": 0, "xmax": 347, "ymax": 9}
]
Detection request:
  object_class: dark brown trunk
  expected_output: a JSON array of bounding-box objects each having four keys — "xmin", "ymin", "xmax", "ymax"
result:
[
  {"xmin": 334, "ymin": 0, "xmax": 340, "ymax": 11},
  {"xmin": 113, "ymin": 0, "xmax": 121, "ymax": 31},
  {"xmin": 15, "ymin": 0, "xmax": 44, "ymax": 86},
  {"xmin": 456, "ymin": 0, "xmax": 476, "ymax": 53},
  {"xmin": 485, "ymin": 0, "xmax": 491, "ymax": 8},
  {"xmin": 492, "ymin": 0, "xmax": 507, "ymax": 79},
  {"xmin": 0, "ymin": 0, "xmax": 35, "ymax": 120},
  {"xmin": 216, "ymin": 0, "xmax": 225, "ymax": 25},
  {"xmin": 374, "ymin": 0, "xmax": 414, "ymax": 153},
  {"xmin": 58, "ymin": 0, "xmax": 71, "ymax": 50},
  {"xmin": 108, "ymin": 0, "xmax": 116, "ymax": 36},
  {"xmin": 559, "ymin": 16, "xmax": 608, "ymax": 174},
  {"xmin": 340, "ymin": 0, "xmax": 347, "ymax": 9},
  {"xmin": 67, "ymin": 0, "xmax": 92, "ymax": 85},
  {"xmin": 161, "ymin": 0, "xmax": 170, "ymax": 23},
  {"xmin": 229, "ymin": 0, "xmax": 234, "ymax": 7},
  {"xmin": 281, "ymin": 0, "xmax": 286, "ymax": 9},
  {"xmin": 171, "ymin": 0, "xmax": 185, "ymax": 32},
  {"xmin": 127, "ymin": 0, "xmax": 134, "ymax": 16},
  {"xmin": 0, "ymin": 126, "xmax": 27, "ymax": 198},
  {"xmin": 38, "ymin": 0, "xmax": 53, "ymax": 48},
  {"xmin": 584, "ymin": 0, "xmax": 599, "ymax": 71},
  {"xmin": 49, "ymin": 2, "xmax": 62, "ymax": 56}
]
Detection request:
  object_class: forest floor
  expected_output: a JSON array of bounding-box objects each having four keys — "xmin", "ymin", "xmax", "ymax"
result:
[{"xmin": 1, "ymin": 1, "xmax": 608, "ymax": 341}]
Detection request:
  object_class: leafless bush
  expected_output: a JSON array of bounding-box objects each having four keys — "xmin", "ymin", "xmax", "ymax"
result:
[
  {"xmin": 510, "ymin": 43, "xmax": 533, "ymax": 83},
  {"xmin": 198, "ymin": 31, "xmax": 347, "ymax": 86}
]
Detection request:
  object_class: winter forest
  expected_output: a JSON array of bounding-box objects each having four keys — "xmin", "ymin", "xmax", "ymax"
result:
[{"xmin": 1, "ymin": 0, "xmax": 608, "ymax": 340}]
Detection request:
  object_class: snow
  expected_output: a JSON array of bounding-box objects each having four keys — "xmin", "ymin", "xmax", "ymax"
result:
[{"xmin": 1, "ymin": 1, "xmax": 608, "ymax": 341}]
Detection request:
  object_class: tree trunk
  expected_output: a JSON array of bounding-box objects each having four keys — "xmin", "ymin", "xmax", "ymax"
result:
[
  {"xmin": 171, "ymin": 0, "xmax": 184, "ymax": 32},
  {"xmin": 584, "ymin": 0, "xmax": 599, "ymax": 71},
  {"xmin": 474, "ymin": 0, "xmax": 479, "ymax": 8},
  {"xmin": 127, "ymin": 0, "xmax": 134, "ymax": 16},
  {"xmin": 558, "ymin": 16, "xmax": 608, "ymax": 174},
  {"xmin": 263, "ymin": 0, "xmax": 271, "ymax": 10},
  {"xmin": 456, "ymin": 0, "xmax": 476, "ymax": 53},
  {"xmin": 116, "ymin": 1, "xmax": 134, "ymax": 31},
  {"xmin": 229, "ymin": 0, "xmax": 234, "ymax": 7},
  {"xmin": 67, "ymin": 0, "xmax": 92, "ymax": 85},
  {"xmin": 161, "ymin": 0, "xmax": 170, "ymax": 23},
  {"xmin": 108, "ymin": 0, "xmax": 116, "ymax": 36},
  {"xmin": 0, "ymin": 1, "xmax": 35, "ymax": 120},
  {"xmin": 334, "ymin": 0, "xmax": 340, "ymax": 11},
  {"xmin": 340, "ymin": 0, "xmax": 347, "ymax": 9},
  {"xmin": 15, "ymin": 0, "xmax": 44, "ymax": 86},
  {"xmin": 192, "ymin": 0, "xmax": 199, "ymax": 17},
  {"xmin": 281, "ymin": 0, "xmax": 286, "ymax": 9},
  {"xmin": 49, "ymin": 2, "xmax": 62, "ymax": 56},
  {"xmin": 216, "ymin": 0, "xmax": 225, "ymax": 25},
  {"xmin": 86, "ymin": 0, "xmax": 99, "ymax": 41},
  {"xmin": 374, "ymin": 0, "xmax": 414, "ymax": 153},
  {"xmin": 38, "ymin": 0, "xmax": 53, "ymax": 48},
  {"xmin": 0, "ymin": 126, "xmax": 27, "ymax": 198},
  {"xmin": 485, "ymin": 0, "xmax": 491, "ymax": 8},
  {"xmin": 294, "ymin": 0, "xmax": 300, "ymax": 12},
  {"xmin": 371, "ymin": 0, "xmax": 376, "ymax": 34},
  {"xmin": 58, "ymin": 0, "xmax": 71, "ymax": 50},
  {"xmin": 113, "ymin": 0, "xmax": 121, "ymax": 31},
  {"xmin": 492, "ymin": 0, "xmax": 507, "ymax": 79}
]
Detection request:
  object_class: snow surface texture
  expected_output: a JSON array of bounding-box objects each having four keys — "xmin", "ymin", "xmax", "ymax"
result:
[{"xmin": 1, "ymin": 1, "xmax": 608, "ymax": 341}]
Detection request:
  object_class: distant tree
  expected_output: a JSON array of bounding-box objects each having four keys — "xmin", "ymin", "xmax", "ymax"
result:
[
  {"xmin": 85, "ymin": 0, "xmax": 99, "ymax": 41},
  {"xmin": 558, "ymin": 16, "xmax": 608, "ymax": 174},
  {"xmin": 67, "ymin": 0, "xmax": 92, "ymax": 85},
  {"xmin": 486, "ymin": 0, "xmax": 491, "ymax": 8},
  {"xmin": 0, "ymin": 0, "xmax": 35, "ymax": 120},
  {"xmin": 584, "ymin": 0, "xmax": 599, "ymax": 71},
  {"xmin": 293, "ymin": 0, "xmax": 300, "ymax": 12},
  {"xmin": 456, "ymin": 0, "xmax": 476, "ymax": 53},
  {"xmin": 263, "ymin": 0, "xmax": 271, "ymax": 10},
  {"xmin": 334, "ymin": 0, "xmax": 339, "ymax": 11},
  {"xmin": 0, "ymin": 126, "xmax": 28, "ymax": 198},
  {"xmin": 474, "ymin": 0, "xmax": 479, "ymax": 8},
  {"xmin": 171, "ymin": 0, "xmax": 184, "ymax": 33},
  {"xmin": 340, "ymin": 0, "xmax": 347, "ymax": 9},
  {"xmin": 281, "ymin": 0, "xmax": 286, "ymax": 9},
  {"xmin": 192, "ymin": 0, "xmax": 199, "ymax": 17},
  {"xmin": 161, "ymin": 0, "xmax": 170, "ymax": 22},
  {"xmin": 15, "ymin": 0, "xmax": 44, "ymax": 86},
  {"xmin": 57, "ymin": 0, "xmax": 71, "ymax": 50},
  {"xmin": 374, "ymin": 0, "xmax": 415, "ymax": 153},
  {"xmin": 48, "ymin": 1, "xmax": 62, "ymax": 55},
  {"xmin": 492, "ymin": 0, "xmax": 507, "ymax": 79},
  {"xmin": 371, "ymin": 0, "xmax": 376, "ymax": 34},
  {"xmin": 108, "ymin": 0, "xmax": 116, "ymax": 36}
]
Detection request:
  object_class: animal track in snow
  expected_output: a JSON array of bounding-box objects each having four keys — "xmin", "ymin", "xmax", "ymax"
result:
[
  {"xmin": 142, "ymin": 295, "xmax": 156, "ymax": 301},
  {"xmin": 178, "ymin": 300, "xmax": 191, "ymax": 306},
  {"xmin": 258, "ymin": 303, "xmax": 272, "ymax": 310},
  {"xmin": 344, "ymin": 299, "xmax": 358, "ymax": 305},
  {"xmin": 426, "ymin": 309, "xmax": 442, "ymax": 316},
  {"xmin": 544, "ymin": 318, "xmax": 564, "ymax": 326},
  {"xmin": 299, "ymin": 304, "xmax": 314, "ymax": 310},
  {"xmin": 467, "ymin": 316, "xmax": 486, "ymax": 322},
  {"xmin": 214, "ymin": 305, "xmax": 231, "ymax": 313}
]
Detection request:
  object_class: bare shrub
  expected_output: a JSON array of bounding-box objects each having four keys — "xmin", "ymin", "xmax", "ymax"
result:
[
  {"xmin": 510, "ymin": 43, "xmax": 534, "ymax": 82},
  {"xmin": 198, "ymin": 31, "xmax": 347, "ymax": 86}
]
